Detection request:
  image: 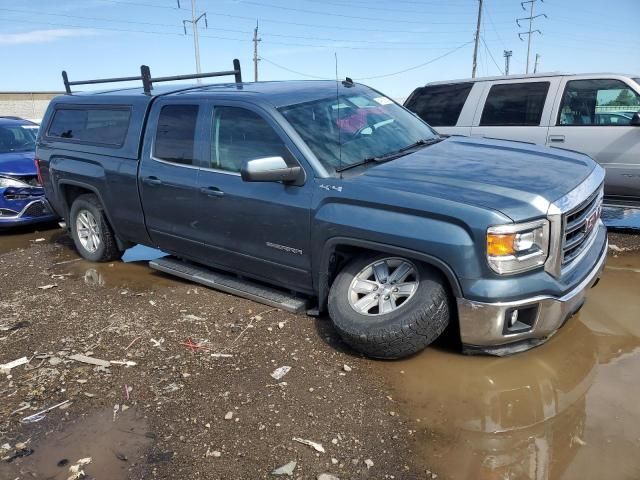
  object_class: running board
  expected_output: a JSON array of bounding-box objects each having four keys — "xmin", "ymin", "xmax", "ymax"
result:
[{"xmin": 149, "ymin": 257, "xmax": 308, "ymax": 313}]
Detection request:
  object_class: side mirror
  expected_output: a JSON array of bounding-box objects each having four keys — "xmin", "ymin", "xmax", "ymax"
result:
[
  {"xmin": 241, "ymin": 156, "xmax": 302, "ymax": 183},
  {"xmin": 631, "ymin": 112, "xmax": 640, "ymax": 126}
]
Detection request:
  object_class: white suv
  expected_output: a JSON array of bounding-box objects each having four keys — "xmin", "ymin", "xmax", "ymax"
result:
[{"xmin": 405, "ymin": 73, "xmax": 640, "ymax": 203}]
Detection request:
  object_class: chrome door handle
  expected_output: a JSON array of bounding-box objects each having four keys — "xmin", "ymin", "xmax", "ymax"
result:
[
  {"xmin": 548, "ymin": 135, "xmax": 565, "ymax": 143},
  {"xmin": 199, "ymin": 186, "xmax": 224, "ymax": 197}
]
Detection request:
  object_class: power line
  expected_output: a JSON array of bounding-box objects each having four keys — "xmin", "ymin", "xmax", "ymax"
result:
[
  {"xmin": 355, "ymin": 41, "xmax": 473, "ymax": 79},
  {"xmin": 259, "ymin": 56, "xmax": 329, "ymax": 80},
  {"xmin": 224, "ymin": 0, "xmax": 492, "ymax": 26},
  {"xmin": 96, "ymin": 0, "xmax": 484, "ymax": 33},
  {"xmin": 481, "ymin": 36, "xmax": 504, "ymax": 75},
  {"xmin": 0, "ymin": 7, "xmax": 489, "ymax": 46},
  {"xmin": 260, "ymin": 41, "xmax": 473, "ymax": 81},
  {"xmin": 0, "ymin": 14, "xmax": 487, "ymax": 52}
]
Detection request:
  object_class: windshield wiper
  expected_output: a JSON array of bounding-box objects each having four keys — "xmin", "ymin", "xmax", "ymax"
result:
[{"xmin": 335, "ymin": 137, "xmax": 442, "ymax": 173}]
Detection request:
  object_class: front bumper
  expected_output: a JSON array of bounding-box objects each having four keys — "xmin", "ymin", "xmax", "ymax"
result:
[
  {"xmin": 0, "ymin": 198, "xmax": 57, "ymax": 228},
  {"xmin": 457, "ymin": 237, "xmax": 608, "ymax": 355}
]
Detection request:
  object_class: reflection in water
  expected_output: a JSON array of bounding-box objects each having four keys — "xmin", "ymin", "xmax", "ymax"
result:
[
  {"xmin": 384, "ymin": 252, "xmax": 640, "ymax": 480},
  {"xmin": 602, "ymin": 206, "xmax": 640, "ymax": 230},
  {"xmin": 83, "ymin": 268, "xmax": 105, "ymax": 286}
]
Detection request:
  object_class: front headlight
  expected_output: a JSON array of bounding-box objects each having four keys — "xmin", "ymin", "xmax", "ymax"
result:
[
  {"xmin": 487, "ymin": 219, "xmax": 550, "ymax": 274},
  {"xmin": 0, "ymin": 176, "xmax": 30, "ymax": 188}
]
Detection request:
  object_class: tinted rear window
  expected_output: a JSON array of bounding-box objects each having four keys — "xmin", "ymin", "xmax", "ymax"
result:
[
  {"xmin": 47, "ymin": 107, "xmax": 131, "ymax": 145},
  {"xmin": 405, "ymin": 83, "xmax": 473, "ymax": 126},
  {"xmin": 154, "ymin": 104, "xmax": 199, "ymax": 165},
  {"xmin": 480, "ymin": 82, "xmax": 550, "ymax": 126}
]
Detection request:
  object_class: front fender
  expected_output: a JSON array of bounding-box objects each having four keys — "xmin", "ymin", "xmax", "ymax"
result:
[{"xmin": 311, "ymin": 202, "xmax": 485, "ymax": 309}]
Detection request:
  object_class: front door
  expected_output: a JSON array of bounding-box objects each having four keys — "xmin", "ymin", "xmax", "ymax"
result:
[
  {"xmin": 546, "ymin": 78, "xmax": 640, "ymax": 199},
  {"xmin": 139, "ymin": 102, "xmax": 207, "ymax": 256},
  {"xmin": 196, "ymin": 103, "xmax": 313, "ymax": 291}
]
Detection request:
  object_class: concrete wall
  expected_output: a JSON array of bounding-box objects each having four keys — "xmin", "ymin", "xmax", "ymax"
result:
[{"xmin": 0, "ymin": 92, "xmax": 63, "ymax": 122}]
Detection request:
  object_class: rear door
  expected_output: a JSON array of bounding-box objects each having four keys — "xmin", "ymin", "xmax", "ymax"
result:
[
  {"xmin": 546, "ymin": 77, "xmax": 640, "ymax": 198},
  {"xmin": 195, "ymin": 101, "xmax": 313, "ymax": 291},
  {"xmin": 139, "ymin": 100, "xmax": 208, "ymax": 256},
  {"xmin": 470, "ymin": 78, "xmax": 561, "ymax": 144}
]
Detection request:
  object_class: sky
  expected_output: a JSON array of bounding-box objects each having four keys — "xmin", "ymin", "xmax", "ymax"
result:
[{"xmin": 1, "ymin": 0, "xmax": 639, "ymax": 100}]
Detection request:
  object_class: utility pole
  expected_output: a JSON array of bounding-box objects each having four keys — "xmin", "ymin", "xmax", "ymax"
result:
[
  {"xmin": 517, "ymin": 0, "xmax": 546, "ymax": 74},
  {"xmin": 471, "ymin": 0, "xmax": 483, "ymax": 78},
  {"xmin": 253, "ymin": 20, "xmax": 261, "ymax": 82},
  {"xmin": 534, "ymin": 53, "xmax": 541, "ymax": 73},
  {"xmin": 182, "ymin": 0, "xmax": 208, "ymax": 81},
  {"xmin": 503, "ymin": 50, "xmax": 512, "ymax": 76}
]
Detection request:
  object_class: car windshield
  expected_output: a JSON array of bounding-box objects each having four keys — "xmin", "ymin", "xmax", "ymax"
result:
[
  {"xmin": 0, "ymin": 124, "xmax": 38, "ymax": 154},
  {"xmin": 279, "ymin": 86, "xmax": 437, "ymax": 172}
]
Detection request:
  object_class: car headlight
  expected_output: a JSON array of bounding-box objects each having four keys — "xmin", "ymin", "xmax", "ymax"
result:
[
  {"xmin": 487, "ymin": 219, "xmax": 549, "ymax": 274},
  {"xmin": 0, "ymin": 176, "xmax": 30, "ymax": 188}
]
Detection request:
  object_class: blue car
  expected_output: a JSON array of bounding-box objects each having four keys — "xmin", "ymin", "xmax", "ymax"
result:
[{"xmin": 0, "ymin": 117, "xmax": 57, "ymax": 228}]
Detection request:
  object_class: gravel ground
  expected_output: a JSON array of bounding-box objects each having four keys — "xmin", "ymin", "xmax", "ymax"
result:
[{"xmin": 0, "ymin": 236, "xmax": 423, "ymax": 480}]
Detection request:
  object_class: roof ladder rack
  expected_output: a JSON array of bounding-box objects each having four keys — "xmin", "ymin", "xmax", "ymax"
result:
[{"xmin": 62, "ymin": 59, "xmax": 242, "ymax": 95}]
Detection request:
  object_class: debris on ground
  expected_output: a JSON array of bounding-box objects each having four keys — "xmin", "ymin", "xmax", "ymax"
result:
[
  {"xmin": 271, "ymin": 460, "xmax": 297, "ymax": 476},
  {"xmin": 343, "ymin": 364, "xmax": 352, "ymax": 372},
  {"xmin": 69, "ymin": 354, "xmax": 110, "ymax": 368},
  {"xmin": 292, "ymin": 437, "xmax": 325, "ymax": 453},
  {"xmin": 317, "ymin": 474, "xmax": 340, "ymax": 480},
  {"xmin": 0, "ymin": 356, "xmax": 29, "ymax": 373},
  {"xmin": 37, "ymin": 284, "xmax": 57, "ymax": 290},
  {"xmin": 21, "ymin": 400, "xmax": 72, "ymax": 424},
  {"xmin": 271, "ymin": 365, "xmax": 291, "ymax": 380},
  {"xmin": 0, "ymin": 238, "xmax": 425, "ymax": 478},
  {"xmin": 364, "ymin": 458, "xmax": 374, "ymax": 469}
]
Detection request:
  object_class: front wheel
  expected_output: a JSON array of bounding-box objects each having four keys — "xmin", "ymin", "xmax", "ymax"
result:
[
  {"xmin": 69, "ymin": 194, "xmax": 122, "ymax": 262},
  {"xmin": 328, "ymin": 254, "xmax": 450, "ymax": 359}
]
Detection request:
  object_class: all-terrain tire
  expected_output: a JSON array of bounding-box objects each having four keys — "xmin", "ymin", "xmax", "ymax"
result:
[
  {"xmin": 328, "ymin": 253, "xmax": 450, "ymax": 359},
  {"xmin": 69, "ymin": 194, "xmax": 123, "ymax": 262}
]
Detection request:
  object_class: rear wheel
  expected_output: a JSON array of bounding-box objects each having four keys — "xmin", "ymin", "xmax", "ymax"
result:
[
  {"xmin": 328, "ymin": 253, "xmax": 450, "ymax": 359},
  {"xmin": 69, "ymin": 194, "xmax": 122, "ymax": 262}
]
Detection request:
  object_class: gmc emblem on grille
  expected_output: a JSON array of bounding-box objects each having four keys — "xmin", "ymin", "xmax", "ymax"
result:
[{"xmin": 584, "ymin": 206, "xmax": 601, "ymax": 234}]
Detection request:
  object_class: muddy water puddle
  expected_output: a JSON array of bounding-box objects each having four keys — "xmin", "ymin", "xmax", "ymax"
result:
[
  {"xmin": 0, "ymin": 407, "xmax": 153, "ymax": 479},
  {"xmin": 0, "ymin": 224, "xmax": 62, "ymax": 255},
  {"xmin": 383, "ymin": 250, "xmax": 640, "ymax": 480},
  {"xmin": 49, "ymin": 243, "xmax": 172, "ymax": 291}
]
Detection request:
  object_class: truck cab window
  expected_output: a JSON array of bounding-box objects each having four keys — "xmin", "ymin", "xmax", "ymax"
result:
[
  {"xmin": 480, "ymin": 82, "xmax": 549, "ymax": 126},
  {"xmin": 405, "ymin": 83, "xmax": 473, "ymax": 127},
  {"xmin": 154, "ymin": 104, "xmax": 199, "ymax": 165},
  {"xmin": 211, "ymin": 107, "xmax": 287, "ymax": 173},
  {"xmin": 558, "ymin": 79, "xmax": 640, "ymax": 126}
]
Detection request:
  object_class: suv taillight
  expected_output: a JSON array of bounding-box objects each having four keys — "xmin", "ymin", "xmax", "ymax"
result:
[{"xmin": 34, "ymin": 158, "xmax": 44, "ymax": 186}]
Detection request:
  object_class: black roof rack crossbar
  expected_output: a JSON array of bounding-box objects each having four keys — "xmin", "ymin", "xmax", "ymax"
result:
[{"xmin": 62, "ymin": 59, "xmax": 242, "ymax": 95}]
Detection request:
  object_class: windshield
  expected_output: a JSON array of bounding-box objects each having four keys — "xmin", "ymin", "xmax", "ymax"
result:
[
  {"xmin": 279, "ymin": 87, "xmax": 437, "ymax": 172},
  {"xmin": 0, "ymin": 124, "xmax": 38, "ymax": 154}
]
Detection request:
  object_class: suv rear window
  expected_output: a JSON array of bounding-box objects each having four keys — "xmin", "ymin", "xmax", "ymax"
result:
[
  {"xmin": 47, "ymin": 107, "xmax": 131, "ymax": 145},
  {"xmin": 405, "ymin": 83, "xmax": 473, "ymax": 127},
  {"xmin": 480, "ymin": 82, "xmax": 550, "ymax": 126}
]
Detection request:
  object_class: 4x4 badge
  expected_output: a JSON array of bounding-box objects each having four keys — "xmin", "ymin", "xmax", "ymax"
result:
[{"xmin": 319, "ymin": 184, "xmax": 343, "ymax": 192}]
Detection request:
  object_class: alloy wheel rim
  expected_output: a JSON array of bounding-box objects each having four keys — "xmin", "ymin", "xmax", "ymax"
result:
[
  {"xmin": 76, "ymin": 210, "xmax": 101, "ymax": 253},
  {"xmin": 348, "ymin": 257, "xmax": 419, "ymax": 316}
]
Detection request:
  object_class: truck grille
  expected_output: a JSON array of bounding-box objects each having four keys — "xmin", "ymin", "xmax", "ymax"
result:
[{"xmin": 562, "ymin": 186, "xmax": 603, "ymax": 265}]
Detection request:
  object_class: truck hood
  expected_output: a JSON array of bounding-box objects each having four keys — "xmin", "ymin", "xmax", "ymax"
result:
[
  {"xmin": 354, "ymin": 136, "xmax": 597, "ymax": 220},
  {"xmin": 0, "ymin": 151, "xmax": 37, "ymax": 176}
]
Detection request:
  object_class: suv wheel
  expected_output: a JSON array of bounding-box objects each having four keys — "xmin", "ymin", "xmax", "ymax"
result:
[
  {"xmin": 69, "ymin": 194, "xmax": 122, "ymax": 262},
  {"xmin": 328, "ymin": 253, "xmax": 450, "ymax": 359}
]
